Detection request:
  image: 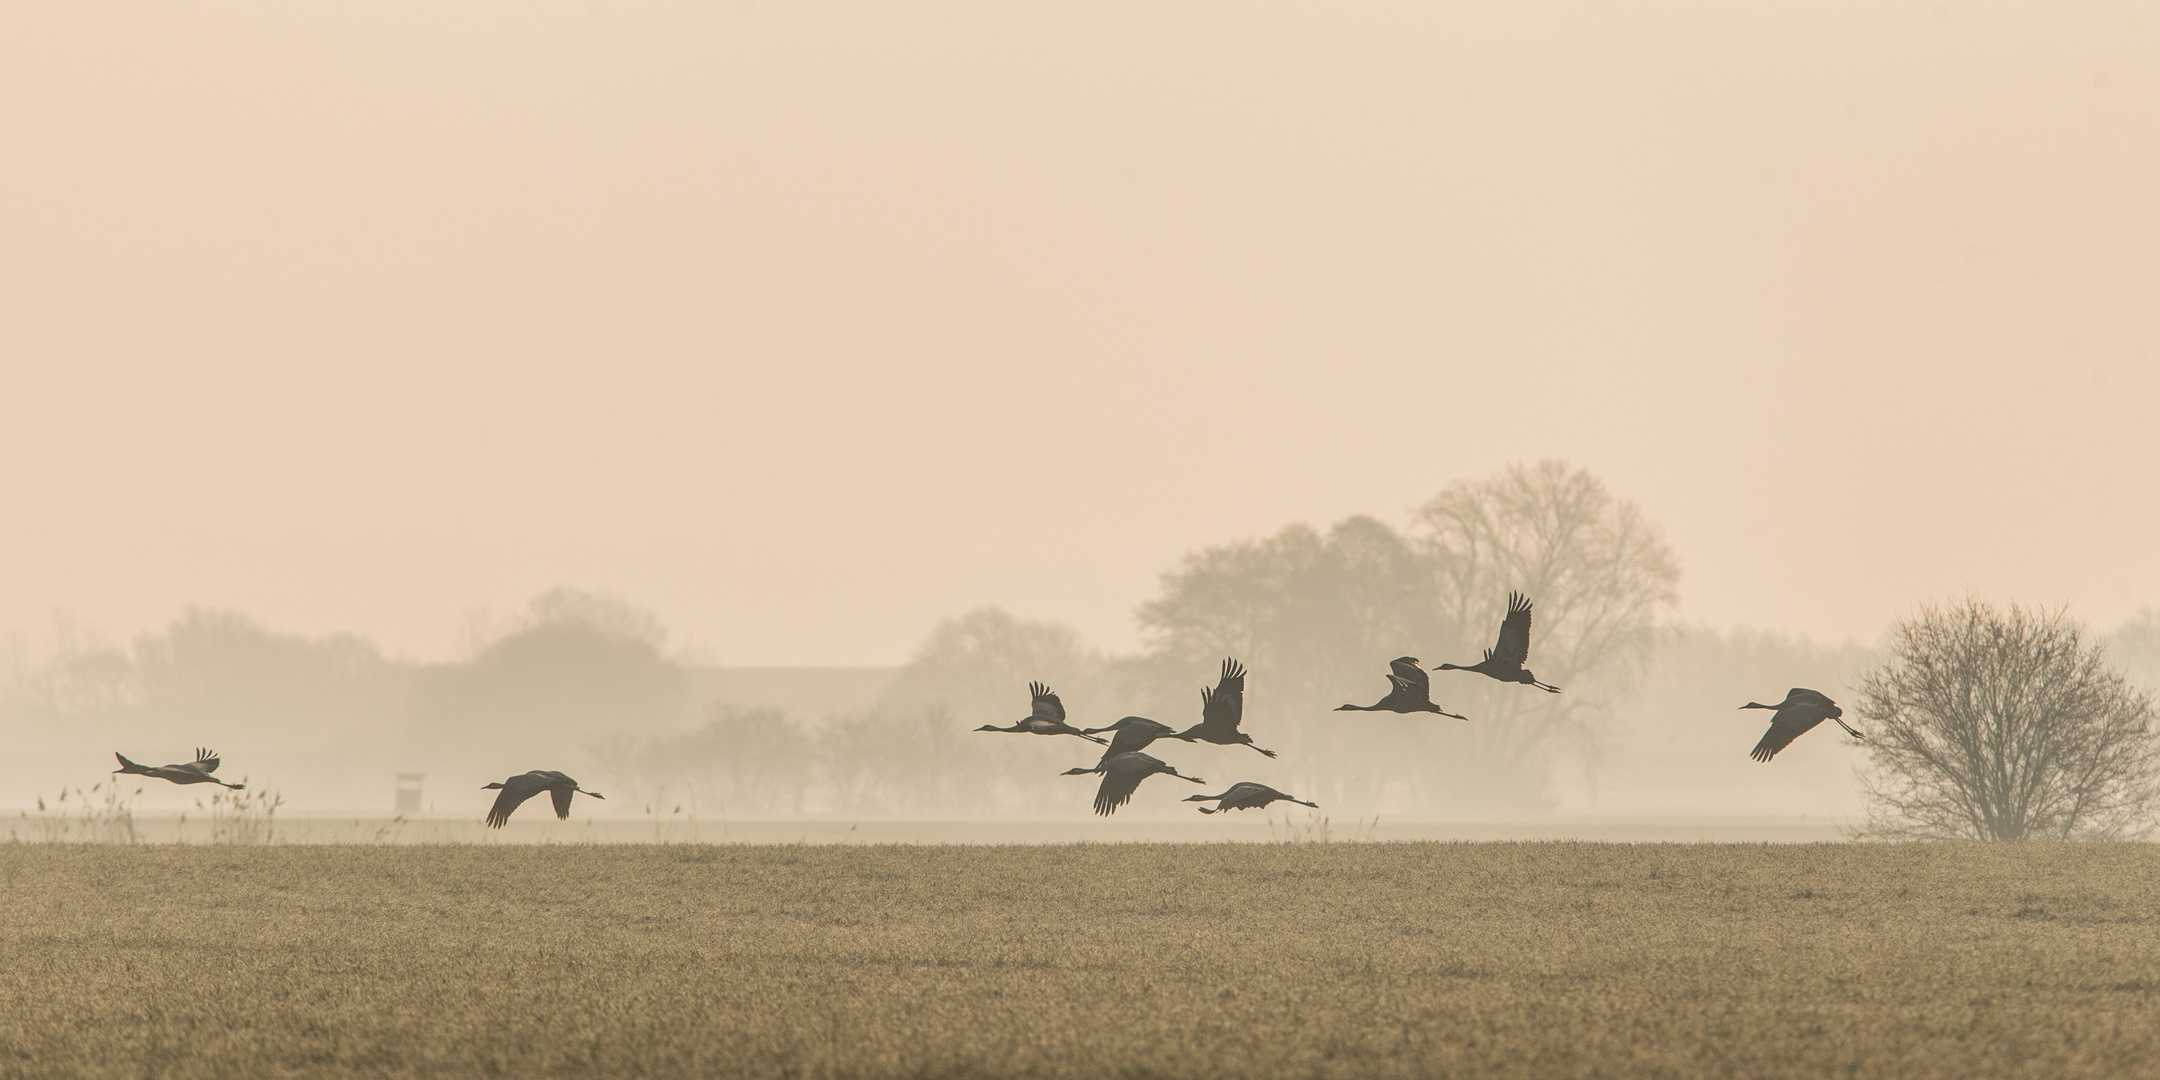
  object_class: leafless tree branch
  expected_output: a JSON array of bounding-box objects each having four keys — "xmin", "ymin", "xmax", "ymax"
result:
[{"xmin": 1856, "ymin": 598, "xmax": 2160, "ymax": 841}]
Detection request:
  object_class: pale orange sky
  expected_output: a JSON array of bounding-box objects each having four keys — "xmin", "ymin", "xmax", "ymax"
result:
[{"xmin": 2, "ymin": 3, "xmax": 2156, "ymax": 666}]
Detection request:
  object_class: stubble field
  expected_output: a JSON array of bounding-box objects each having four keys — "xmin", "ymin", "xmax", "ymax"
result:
[{"xmin": 3, "ymin": 841, "xmax": 2157, "ymax": 1079}]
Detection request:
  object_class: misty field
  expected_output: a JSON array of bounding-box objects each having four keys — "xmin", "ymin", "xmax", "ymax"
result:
[{"xmin": 4, "ymin": 843, "xmax": 2158, "ymax": 1079}]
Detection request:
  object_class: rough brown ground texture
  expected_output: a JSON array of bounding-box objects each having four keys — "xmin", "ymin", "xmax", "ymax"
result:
[{"xmin": 2, "ymin": 843, "xmax": 2156, "ymax": 1079}]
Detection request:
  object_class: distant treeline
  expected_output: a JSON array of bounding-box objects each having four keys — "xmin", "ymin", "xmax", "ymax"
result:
[{"xmin": 6, "ymin": 460, "xmax": 2156, "ymax": 819}]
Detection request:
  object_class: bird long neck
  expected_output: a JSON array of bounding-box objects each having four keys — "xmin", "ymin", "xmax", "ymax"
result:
[{"xmin": 1740, "ymin": 702, "xmax": 1773, "ymax": 710}]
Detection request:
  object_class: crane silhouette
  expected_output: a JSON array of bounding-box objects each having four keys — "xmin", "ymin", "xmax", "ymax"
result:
[
  {"xmin": 1741, "ymin": 688, "xmax": 1865, "ymax": 761},
  {"xmin": 1075, "ymin": 716, "xmax": 1180, "ymax": 765},
  {"xmin": 1437, "ymin": 591, "xmax": 1561, "ymax": 693},
  {"xmin": 976, "ymin": 682, "xmax": 1108, "ymax": 743},
  {"xmin": 1168, "ymin": 659, "xmax": 1277, "ymax": 757},
  {"xmin": 1067, "ymin": 751, "xmax": 1205, "ymax": 816},
  {"xmin": 483, "ymin": 770, "xmax": 604, "ymax": 828},
  {"xmin": 1184, "ymin": 782, "xmax": 1318, "ymax": 814},
  {"xmin": 1337, "ymin": 657, "xmax": 1468, "ymax": 719},
  {"xmin": 113, "ymin": 748, "xmax": 244, "ymax": 790}
]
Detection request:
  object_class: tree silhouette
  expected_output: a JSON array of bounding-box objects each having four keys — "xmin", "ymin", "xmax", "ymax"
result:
[
  {"xmin": 1136, "ymin": 462, "xmax": 1678, "ymax": 814},
  {"xmin": 1136, "ymin": 515, "xmax": 1455, "ymax": 809},
  {"xmin": 588, "ymin": 704, "xmax": 814, "ymax": 818},
  {"xmin": 1410, "ymin": 460, "xmax": 1679, "ymax": 807},
  {"xmin": 408, "ymin": 588, "xmax": 694, "ymax": 779},
  {"xmin": 1857, "ymin": 598, "xmax": 2160, "ymax": 841}
]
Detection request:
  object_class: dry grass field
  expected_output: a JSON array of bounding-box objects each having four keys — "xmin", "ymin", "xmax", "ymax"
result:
[{"xmin": 3, "ymin": 842, "xmax": 2157, "ymax": 1079}]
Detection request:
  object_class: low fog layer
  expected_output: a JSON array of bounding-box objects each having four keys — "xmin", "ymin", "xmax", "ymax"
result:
[
  {"xmin": 4, "ymin": 5, "xmax": 2155, "ymax": 824},
  {"xmin": 7, "ymin": 465, "xmax": 2155, "ymax": 824}
]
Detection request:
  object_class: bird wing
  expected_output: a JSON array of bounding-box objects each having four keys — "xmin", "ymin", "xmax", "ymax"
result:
[
  {"xmin": 1385, "ymin": 673, "xmax": 1432, "ymax": 709},
  {"xmin": 1093, "ymin": 753, "xmax": 1161, "ymax": 816},
  {"xmin": 1750, "ymin": 707, "xmax": 1831, "ymax": 762},
  {"xmin": 486, "ymin": 772, "xmax": 547, "ymax": 828},
  {"xmin": 163, "ymin": 760, "xmax": 214, "ymax": 780},
  {"xmin": 191, "ymin": 749, "xmax": 222, "ymax": 775},
  {"xmin": 550, "ymin": 784, "xmax": 575, "ymax": 820},
  {"xmin": 1105, "ymin": 724, "xmax": 1163, "ymax": 758},
  {"xmin": 1388, "ymin": 657, "xmax": 1431, "ymax": 696},
  {"xmin": 1788, "ymin": 688, "xmax": 1839, "ymax": 712},
  {"xmin": 1363, "ymin": 675, "xmax": 1417, "ymax": 711},
  {"xmin": 1200, "ymin": 659, "xmax": 1246, "ymax": 730},
  {"xmin": 1490, "ymin": 592, "xmax": 1535, "ymax": 669},
  {"xmin": 1029, "ymin": 682, "xmax": 1066, "ymax": 724}
]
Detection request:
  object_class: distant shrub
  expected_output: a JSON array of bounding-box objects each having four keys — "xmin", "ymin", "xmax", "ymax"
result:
[{"xmin": 1858, "ymin": 598, "xmax": 2160, "ymax": 841}]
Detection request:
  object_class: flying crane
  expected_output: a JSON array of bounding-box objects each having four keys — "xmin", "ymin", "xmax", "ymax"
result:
[{"xmin": 1437, "ymin": 591, "xmax": 1561, "ymax": 693}]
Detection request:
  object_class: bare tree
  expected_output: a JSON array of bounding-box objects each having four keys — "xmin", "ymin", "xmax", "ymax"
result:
[
  {"xmin": 1132, "ymin": 516, "xmax": 1459, "ymax": 810},
  {"xmin": 1410, "ymin": 460, "xmax": 1680, "ymax": 806},
  {"xmin": 1137, "ymin": 515, "xmax": 1450, "ymax": 713},
  {"xmin": 1134, "ymin": 463, "xmax": 1678, "ymax": 816},
  {"xmin": 2, "ymin": 607, "xmax": 407, "ymax": 736},
  {"xmin": 0, "ymin": 614, "xmax": 140, "ymax": 719},
  {"xmin": 1857, "ymin": 598, "xmax": 2160, "ymax": 841}
]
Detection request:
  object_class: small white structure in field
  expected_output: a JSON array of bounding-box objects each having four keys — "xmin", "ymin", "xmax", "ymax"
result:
[{"xmin": 394, "ymin": 773, "xmax": 425, "ymax": 815}]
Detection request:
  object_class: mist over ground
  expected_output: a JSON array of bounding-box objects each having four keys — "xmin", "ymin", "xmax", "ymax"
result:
[
  {"xmin": 3, "ymin": 4, "xmax": 2155, "ymax": 829},
  {"xmin": 6, "ymin": 467, "xmax": 2154, "ymax": 824},
  {"xmin": 8, "ymin": 8, "xmax": 2159, "ymax": 1080}
]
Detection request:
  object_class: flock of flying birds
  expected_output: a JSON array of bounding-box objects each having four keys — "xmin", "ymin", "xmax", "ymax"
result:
[
  {"xmin": 108, "ymin": 749, "xmax": 607, "ymax": 829},
  {"xmin": 977, "ymin": 591, "xmax": 1866, "ymax": 817},
  {"xmin": 100, "ymin": 592, "xmax": 1866, "ymax": 826}
]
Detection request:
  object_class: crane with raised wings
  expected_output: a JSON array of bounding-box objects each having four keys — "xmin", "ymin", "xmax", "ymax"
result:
[
  {"xmin": 1437, "ymin": 591, "xmax": 1561, "ymax": 693},
  {"xmin": 1168, "ymin": 659, "xmax": 1277, "ymax": 757},
  {"xmin": 1337, "ymin": 657, "xmax": 1468, "ymax": 719},
  {"xmin": 976, "ymin": 682, "xmax": 1107, "ymax": 743}
]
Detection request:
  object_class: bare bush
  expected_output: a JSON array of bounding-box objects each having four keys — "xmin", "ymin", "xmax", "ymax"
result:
[
  {"xmin": 191, "ymin": 783, "xmax": 286, "ymax": 845},
  {"xmin": 11, "ymin": 782, "xmax": 143, "ymax": 844},
  {"xmin": 1857, "ymin": 598, "xmax": 2160, "ymax": 841}
]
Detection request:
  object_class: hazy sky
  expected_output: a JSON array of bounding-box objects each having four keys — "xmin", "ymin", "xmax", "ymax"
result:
[{"xmin": 3, "ymin": 3, "xmax": 2155, "ymax": 666}]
